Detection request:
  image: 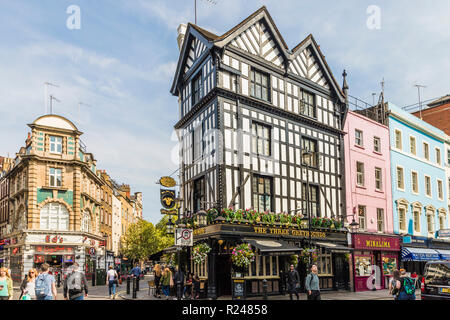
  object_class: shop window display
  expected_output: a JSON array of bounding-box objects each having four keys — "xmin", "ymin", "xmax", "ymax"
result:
[
  {"xmin": 355, "ymin": 256, "xmax": 373, "ymax": 276},
  {"xmin": 382, "ymin": 257, "xmax": 397, "ymax": 275}
]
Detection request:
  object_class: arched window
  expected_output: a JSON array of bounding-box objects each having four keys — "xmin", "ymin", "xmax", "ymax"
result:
[
  {"xmin": 40, "ymin": 203, "xmax": 69, "ymax": 231},
  {"xmin": 81, "ymin": 211, "xmax": 92, "ymax": 233}
]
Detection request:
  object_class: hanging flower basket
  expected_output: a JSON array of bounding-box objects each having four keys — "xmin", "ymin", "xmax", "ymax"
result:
[
  {"xmin": 290, "ymin": 254, "xmax": 299, "ymax": 267},
  {"xmin": 298, "ymin": 248, "xmax": 318, "ymax": 265},
  {"xmin": 231, "ymin": 243, "xmax": 255, "ymax": 269},
  {"xmin": 192, "ymin": 243, "xmax": 211, "ymax": 264}
]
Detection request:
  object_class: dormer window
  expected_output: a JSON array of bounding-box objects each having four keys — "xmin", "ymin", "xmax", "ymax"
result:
[{"xmin": 50, "ymin": 136, "xmax": 62, "ymax": 154}]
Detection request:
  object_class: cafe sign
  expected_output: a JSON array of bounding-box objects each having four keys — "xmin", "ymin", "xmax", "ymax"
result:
[
  {"xmin": 352, "ymin": 234, "xmax": 400, "ymax": 252},
  {"xmin": 35, "ymin": 246, "xmax": 74, "ymax": 254}
]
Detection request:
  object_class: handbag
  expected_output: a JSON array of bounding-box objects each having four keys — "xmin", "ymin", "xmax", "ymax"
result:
[{"xmin": 21, "ymin": 294, "xmax": 31, "ymax": 300}]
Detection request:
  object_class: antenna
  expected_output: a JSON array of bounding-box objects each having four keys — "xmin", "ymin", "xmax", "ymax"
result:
[
  {"xmin": 414, "ymin": 83, "xmax": 427, "ymax": 119},
  {"xmin": 44, "ymin": 82, "xmax": 59, "ymax": 114},
  {"xmin": 194, "ymin": 0, "xmax": 217, "ymax": 25},
  {"xmin": 372, "ymin": 93, "xmax": 377, "ymax": 106},
  {"xmin": 49, "ymin": 95, "xmax": 61, "ymax": 114}
]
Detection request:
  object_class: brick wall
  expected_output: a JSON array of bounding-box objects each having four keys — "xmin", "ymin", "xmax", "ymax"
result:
[{"xmin": 412, "ymin": 102, "xmax": 450, "ymax": 135}]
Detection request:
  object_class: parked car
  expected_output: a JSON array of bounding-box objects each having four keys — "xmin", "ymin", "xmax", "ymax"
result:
[{"xmin": 421, "ymin": 261, "xmax": 450, "ymax": 300}]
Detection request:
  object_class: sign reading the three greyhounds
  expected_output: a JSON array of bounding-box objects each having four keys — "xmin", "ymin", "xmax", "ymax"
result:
[
  {"xmin": 175, "ymin": 228, "xmax": 193, "ymax": 246},
  {"xmin": 160, "ymin": 189, "xmax": 176, "ymax": 209}
]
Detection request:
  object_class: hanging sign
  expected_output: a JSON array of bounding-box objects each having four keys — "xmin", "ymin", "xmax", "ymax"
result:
[
  {"xmin": 88, "ymin": 247, "xmax": 96, "ymax": 256},
  {"xmin": 161, "ymin": 189, "xmax": 176, "ymax": 209},
  {"xmin": 159, "ymin": 176, "xmax": 176, "ymax": 188},
  {"xmin": 175, "ymin": 228, "xmax": 193, "ymax": 246}
]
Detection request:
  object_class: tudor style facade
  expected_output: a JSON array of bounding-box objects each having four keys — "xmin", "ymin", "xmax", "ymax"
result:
[{"xmin": 171, "ymin": 7, "xmax": 351, "ymax": 298}]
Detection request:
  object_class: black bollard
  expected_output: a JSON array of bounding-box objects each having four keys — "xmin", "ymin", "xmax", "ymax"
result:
[
  {"xmin": 136, "ymin": 276, "xmax": 140, "ymax": 291},
  {"xmin": 57, "ymin": 273, "xmax": 61, "ymax": 288},
  {"xmin": 126, "ymin": 276, "xmax": 131, "ymax": 294},
  {"xmin": 262, "ymin": 279, "xmax": 268, "ymax": 300},
  {"xmin": 132, "ymin": 277, "xmax": 137, "ymax": 299}
]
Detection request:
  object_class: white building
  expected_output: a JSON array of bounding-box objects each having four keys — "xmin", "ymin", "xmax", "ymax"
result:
[{"xmin": 112, "ymin": 191, "xmax": 122, "ymax": 256}]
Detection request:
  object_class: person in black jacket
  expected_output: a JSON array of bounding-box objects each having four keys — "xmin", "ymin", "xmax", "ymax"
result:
[
  {"xmin": 287, "ymin": 264, "xmax": 300, "ymax": 300},
  {"xmin": 173, "ymin": 266, "xmax": 185, "ymax": 300},
  {"xmin": 63, "ymin": 262, "xmax": 89, "ymax": 300}
]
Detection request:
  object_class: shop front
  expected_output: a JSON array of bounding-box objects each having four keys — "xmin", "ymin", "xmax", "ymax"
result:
[
  {"xmin": 400, "ymin": 236, "xmax": 433, "ymax": 275},
  {"xmin": 192, "ymin": 222, "xmax": 351, "ymax": 299},
  {"xmin": 351, "ymin": 233, "xmax": 401, "ymax": 292}
]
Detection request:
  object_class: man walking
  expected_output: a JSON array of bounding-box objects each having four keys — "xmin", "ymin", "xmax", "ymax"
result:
[
  {"xmin": 63, "ymin": 262, "xmax": 89, "ymax": 300},
  {"xmin": 130, "ymin": 264, "xmax": 141, "ymax": 278},
  {"xmin": 287, "ymin": 264, "xmax": 300, "ymax": 300},
  {"xmin": 305, "ymin": 264, "xmax": 321, "ymax": 300},
  {"xmin": 35, "ymin": 263, "xmax": 58, "ymax": 300},
  {"xmin": 173, "ymin": 266, "xmax": 185, "ymax": 300}
]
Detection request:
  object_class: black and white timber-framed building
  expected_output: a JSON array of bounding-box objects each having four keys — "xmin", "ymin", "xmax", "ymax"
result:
[{"xmin": 170, "ymin": 6, "xmax": 352, "ymax": 298}]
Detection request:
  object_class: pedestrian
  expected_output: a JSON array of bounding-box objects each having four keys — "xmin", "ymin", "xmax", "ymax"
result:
[
  {"xmin": 287, "ymin": 264, "xmax": 300, "ymax": 300},
  {"xmin": 305, "ymin": 264, "xmax": 321, "ymax": 300},
  {"xmin": 19, "ymin": 268, "xmax": 38, "ymax": 300},
  {"xmin": 153, "ymin": 264, "xmax": 162, "ymax": 298},
  {"xmin": 106, "ymin": 265, "xmax": 119, "ymax": 299},
  {"xmin": 130, "ymin": 263, "xmax": 141, "ymax": 278},
  {"xmin": 0, "ymin": 267, "xmax": 13, "ymax": 300},
  {"xmin": 388, "ymin": 270, "xmax": 401, "ymax": 300},
  {"xmin": 63, "ymin": 262, "xmax": 88, "ymax": 300},
  {"xmin": 35, "ymin": 263, "xmax": 57, "ymax": 300},
  {"xmin": 173, "ymin": 266, "xmax": 185, "ymax": 300},
  {"xmin": 192, "ymin": 274, "xmax": 201, "ymax": 299},
  {"xmin": 161, "ymin": 267, "xmax": 172, "ymax": 300},
  {"xmin": 184, "ymin": 273, "xmax": 193, "ymax": 299},
  {"xmin": 396, "ymin": 269, "xmax": 416, "ymax": 300}
]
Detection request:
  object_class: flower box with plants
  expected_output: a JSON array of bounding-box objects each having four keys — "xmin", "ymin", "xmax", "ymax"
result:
[{"xmin": 298, "ymin": 248, "xmax": 318, "ymax": 265}]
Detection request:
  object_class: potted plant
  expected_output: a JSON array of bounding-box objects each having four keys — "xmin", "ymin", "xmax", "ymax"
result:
[
  {"xmin": 192, "ymin": 243, "xmax": 211, "ymax": 264},
  {"xmin": 231, "ymin": 243, "xmax": 255, "ymax": 276}
]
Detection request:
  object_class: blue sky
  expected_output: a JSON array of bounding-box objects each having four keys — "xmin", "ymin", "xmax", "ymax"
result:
[{"xmin": 1, "ymin": 0, "xmax": 449, "ymax": 224}]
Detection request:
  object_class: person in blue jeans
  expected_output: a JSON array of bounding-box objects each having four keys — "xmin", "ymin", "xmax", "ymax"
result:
[
  {"xmin": 36, "ymin": 263, "xmax": 58, "ymax": 300},
  {"xmin": 396, "ymin": 269, "xmax": 416, "ymax": 300},
  {"xmin": 107, "ymin": 265, "xmax": 119, "ymax": 299},
  {"xmin": 63, "ymin": 262, "xmax": 89, "ymax": 300}
]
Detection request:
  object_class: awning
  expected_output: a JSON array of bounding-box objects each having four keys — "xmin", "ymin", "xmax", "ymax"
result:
[
  {"xmin": 401, "ymin": 247, "xmax": 440, "ymax": 261},
  {"xmin": 314, "ymin": 242, "xmax": 354, "ymax": 253},
  {"xmin": 435, "ymin": 249, "xmax": 450, "ymax": 260},
  {"xmin": 163, "ymin": 245, "xmax": 179, "ymax": 254},
  {"xmin": 244, "ymin": 239, "xmax": 301, "ymax": 255}
]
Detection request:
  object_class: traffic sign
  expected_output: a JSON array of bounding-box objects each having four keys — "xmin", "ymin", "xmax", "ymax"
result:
[
  {"xmin": 175, "ymin": 228, "xmax": 193, "ymax": 246},
  {"xmin": 88, "ymin": 247, "xmax": 96, "ymax": 256}
]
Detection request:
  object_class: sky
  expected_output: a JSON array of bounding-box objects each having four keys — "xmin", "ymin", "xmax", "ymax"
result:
[{"xmin": 1, "ymin": 0, "xmax": 449, "ymax": 224}]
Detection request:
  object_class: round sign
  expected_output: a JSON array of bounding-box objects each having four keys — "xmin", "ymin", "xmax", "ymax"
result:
[
  {"xmin": 181, "ymin": 229, "xmax": 192, "ymax": 240},
  {"xmin": 89, "ymin": 247, "xmax": 96, "ymax": 256},
  {"xmin": 160, "ymin": 176, "xmax": 176, "ymax": 188}
]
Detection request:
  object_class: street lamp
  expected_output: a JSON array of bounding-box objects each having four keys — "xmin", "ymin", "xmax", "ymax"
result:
[
  {"xmin": 104, "ymin": 234, "xmax": 108, "ymax": 270},
  {"xmin": 349, "ymin": 218, "xmax": 360, "ymax": 233},
  {"xmin": 166, "ymin": 218, "xmax": 175, "ymax": 236},
  {"xmin": 196, "ymin": 210, "xmax": 208, "ymax": 227},
  {"xmin": 301, "ymin": 148, "xmax": 314, "ymax": 267}
]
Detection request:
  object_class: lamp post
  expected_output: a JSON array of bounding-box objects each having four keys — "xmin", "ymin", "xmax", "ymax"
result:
[
  {"xmin": 104, "ymin": 235, "xmax": 108, "ymax": 270},
  {"xmin": 301, "ymin": 148, "xmax": 314, "ymax": 267},
  {"xmin": 196, "ymin": 210, "xmax": 208, "ymax": 227}
]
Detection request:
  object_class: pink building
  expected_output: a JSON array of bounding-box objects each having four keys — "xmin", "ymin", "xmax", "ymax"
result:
[{"xmin": 344, "ymin": 110, "xmax": 399, "ymax": 292}]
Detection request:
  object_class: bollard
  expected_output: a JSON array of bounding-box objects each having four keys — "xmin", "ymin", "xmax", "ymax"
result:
[
  {"xmin": 126, "ymin": 276, "xmax": 131, "ymax": 295},
  {"xmin": 57, "ymin": 273, "xmax": 61, "ymax": 288},
  {"xmin": 262, "ymin": 279, "xmax": 268, "ymax": 300},
  {"xmin": 132, "ymin": 277, "xmax": 137, "ymax": 299},
  {"xmin": 136, "ymin": 276, "xmax": 140, "ymax": 291}
]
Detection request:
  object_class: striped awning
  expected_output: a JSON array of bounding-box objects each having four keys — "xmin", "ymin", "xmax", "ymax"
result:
[
  {"xmin": 401, "ymin": 247, "xmax": 440, "ymax": 261},
  {"xmin": 435, "ymin": 249, "xmax": 450, "ymax": 260}
]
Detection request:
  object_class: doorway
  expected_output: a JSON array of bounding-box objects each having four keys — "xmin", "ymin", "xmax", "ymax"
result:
[
  {"xmin": 216, "ymin": 255, "xmax": 232, "ymax": 297},
  {"xmin": 333, "ymin": 253, "xmax": 349, "ymax": 290}
]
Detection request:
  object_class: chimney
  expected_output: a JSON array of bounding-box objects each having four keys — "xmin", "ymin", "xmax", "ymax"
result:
[{"xmin": 177, "ymin": 23, "xmax": 187, "ymax": 51}]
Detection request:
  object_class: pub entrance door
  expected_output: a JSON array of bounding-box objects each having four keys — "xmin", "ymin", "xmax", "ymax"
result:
[
  {"xmin": 333, "ymin": 253, "xmax": 349, "ymax": 290},
  {"xmin": 216, "ymin": 255, "xmax": 232, "ymax": 297}
]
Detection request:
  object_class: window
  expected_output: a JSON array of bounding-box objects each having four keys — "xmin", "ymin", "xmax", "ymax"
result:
[
  {"xmin": 317, "ymin": 247, "xmax": 332, "ymax": 276},
  {"xmin": 302, "ymin": 184, "xmax": 319, "ymax": 217},
  {"xmin": 193, "ymin": 177, "xmax": 205, "ymax": 212},
  {"xmin": 300, "ymin": 90, "xmax": 315, "ymax": 118},
  {"xmin": 191, "ymin": 73, "xmax": 202, "ymax": 106},
  {"xmin": 250, "ymin": 69, "xmax": 269, "ymax": 101},
  {"xmin": 253, "ymin": 176, "xmax": 272, "ymax": 212},
  {"xmin": 358, "ymin": 205, "xmax": 366, "ymax": 230},
  {"xmin": 49, "ymin": 168, "xmax": 62, "ymax": 187},
  {"xmin": 425, "ymin": 176, "xmax": 431, "ymax": 197},
  {"xmin": 301, "ymin": 138, "xmax": 318, "ymax": 167},
  {"xmin": 248, "ymin": 255, "xmax": 279, "ymax": 278},
  {"xmin": 377, "ymin": 208, "xmax": 384, "ymax": 232},
  {"xmin": 423, "ymin": 142, "xmax": 429, "ymax": 160},
  {"xmin": 251, "ymin": 122, "xmax": 271, "ymax": 156},
  {"xmin": 40, "ymin": 202, "xmax": 69, "ymax": 231},
  {"xmin": 410, "ymin": 136, "xmax": 416, "ymax": 155},
  {"xmin": 375, "ymin": 167, "xmax": 382, "ymax": 190},
  {"xmin": 409, "ymin": 171, "xmax": 418, "ymax": 194},
  {"xmin": 193, "ymin": 124, "xmax": 203, "ymax": 161},
  {"xmin": 373, "ymin": 136, "xmax": 380, "ymax": 152},
  {"xmin": 398, "ymin": 207, "xmax": 406, "ymax": 232},
  {"xmin": 355, "ymin": 255, "xmax": 373, "ymax": 276},
  {"xmin": 439, "ymin": 215, "xmax": 445, "ymax": 231},
  {"xmin": 436, "ymin": 148, "xmax": 441, "ymax": 165},
  {"xmin": 356, "ymin": 162, "xmax": 365, "ymax": 187},
  {"xmin": 437, "ymin": 180, "xmax": 443, "ymax": 200},
  {"xmin": 397, "ymin": 167, "xmax": 404, "ymax": 190},
  {"xmin": 414, "ymin": 210, "xmax": 420, "ymax": 233},
  {"xmin": 81, "ymin": 211, "xmax": 92, "ymax": 233},
  {"xmin": 355, "ymin": 130, "xmax": 363, "ymax": 147},
  {"xmin": 427, "ymin": 213, "xmax": 434, "ymax": 234},
  {"xmin": 395, "ymin": 130, "xmax": 402, "ymax": 150},
  {"xmin": 50, "ymin": 136, "xmax": 62, "ymax": 154}
]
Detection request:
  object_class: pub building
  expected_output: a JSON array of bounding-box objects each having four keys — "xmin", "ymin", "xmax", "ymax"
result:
[
  {"xmin": 350, "ymin": 233, "xmax": 401, "ymax": 292},
  {"xmin": 170, "ymin": 7, "xmax": 351, "ymax": 298}
]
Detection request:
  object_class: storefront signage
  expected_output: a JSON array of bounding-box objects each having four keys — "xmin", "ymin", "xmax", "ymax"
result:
[
  {"xmin": 161, "ymin": 209, "xmax": 178, "ymax": 215},
  {"xmin": 45, "ymin": 235, "xmax": 64, "ymax": 244},
  {"xmin": 159, "ymin": 176, "xmax": 177, "ymax": 188},
  {"xmin": 35, "ymin": 246, "xmax": 74, "ymax": 254},
  {"xmin": 253, "ymin": 227, "xmax": 327, "ymax": 239},
  {"xmin": 353, "ymin": 234, "xmax": 400, "ymax": 252},
  {"xmin": 160, "ymin": 189, "xmax": 176, "ymax": 209},
  {"xmin": 438, "ymin": 229, "xmax": 450, "ymax": 238}
]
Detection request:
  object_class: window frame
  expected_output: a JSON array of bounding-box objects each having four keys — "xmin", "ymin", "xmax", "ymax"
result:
[
  {"xmin": 375, "ymin": 167, "xmax": 383, "ymax": 191},
  {"xmin": 435, "ymin": 147, "xmax": 441, "ymax": 165},
  {"xmin": 377, "ymin": 208, "xmax": 384, "ymax": 233},
  {"xmin": 191, "ymin": 72, "xmax": 202, "ymax": 106},
  {"xmin": 411, "ymin": 170, "xmax": 419, "ymax": 194},
  {"xmin": 49, "ymin": 136, "xmax": 63, "ymax": 154},
  {"xmin": 424, "ymin": 175, "xmax": 432, "ymax": 198},
  {"xmin": 373, "ymin": 136, "xmax": 381, "ymax": 153},
  {"xmin": 394, "ymin": 129, "xmax": 402, "ymax": 150},
  {"xmin": 356, "ymin": 162, "xmax": 365, "ymax": 187},
  {"xmin": 301, "ymin": 137, "xmax": 319, "ymax": 168},
  {"xmin": 398, "ymin": 207, "xmax": 407, "ymax": 233},
  {"xmin": 250, "ymin": 68, "xmax": 270, "ymax": 102},
  {"xmin": 423, "ymin": 142, "xmax": 430, "ymax": 161},
  {"xmin": 358, "ymin": 205, "xmax": 366, "ymax": 231},
  {"xmin": 299, "ymin": 89, "xmax": 316, "ymax": 118},
  {"xmin": 355, "ymin": 129, "xmax": 363, "ymax": 147},
  {"xmin": 396, "ymin": 166, "xmax": 405, "ymax": 191},
  {"xmin": 251, "ymin": 121, "xmax": 271, "ymax": 157},
  {"xmin": 252, "ymin": 175, "xmax": 273, "ymax": 212},
  {"xmin": 409, "ymin": 135, "xmax": 417, "ymax": 155},
  {"xmin": 413, "ymin": 209, "xmax": 421, "ymax": 233},
  {"xmin": 49, "ymin": 168, "xmax": 62, "ymax": 187},
  {"xmin": 437, "ymin": 179, "xmax": 444, "ymax": 200}
]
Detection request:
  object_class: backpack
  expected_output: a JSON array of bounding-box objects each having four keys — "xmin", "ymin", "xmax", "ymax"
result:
[
  {"xmin": 67, "ymin": 271, "xmax": 83, "ymax": 292},
  {"xmin": 401, "ymin": 277, "xmax": 415, "ymax": 295},
  {"xmin": 35, "ymin": 273, "xmax": 51, "ymax": 298}
]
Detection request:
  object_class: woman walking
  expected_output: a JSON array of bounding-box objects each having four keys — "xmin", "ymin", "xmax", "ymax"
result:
[
  {"xmin": 0, "ymin": 267, "xmax": 13, "ymax": 300},
  {"xmin": 20, "ymin": 268, "xmax": 38, "ymax": 300},
  {"xmin": 388, "ymin": 270, "xmax": 401, "ymax": 300},
  {"xmin": 161, "ymin": 267, "xmax": 172, "ymax": 300},
  {"xmin": 153, "ymin": 264, "xmax": 162, "ymax": 299},
  {"xmin": 107, "ymin": 265, "xmax": 119, "ymax": 299}
]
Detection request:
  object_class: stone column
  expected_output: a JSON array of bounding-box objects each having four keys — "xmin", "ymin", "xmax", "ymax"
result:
[
  {"xmin": 72, "ymin": 166, "xmax": 82, "ymax": 231},
  {"xmin": 27, "ymin": 161, "xmax": 38, "ymax": 230}
]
